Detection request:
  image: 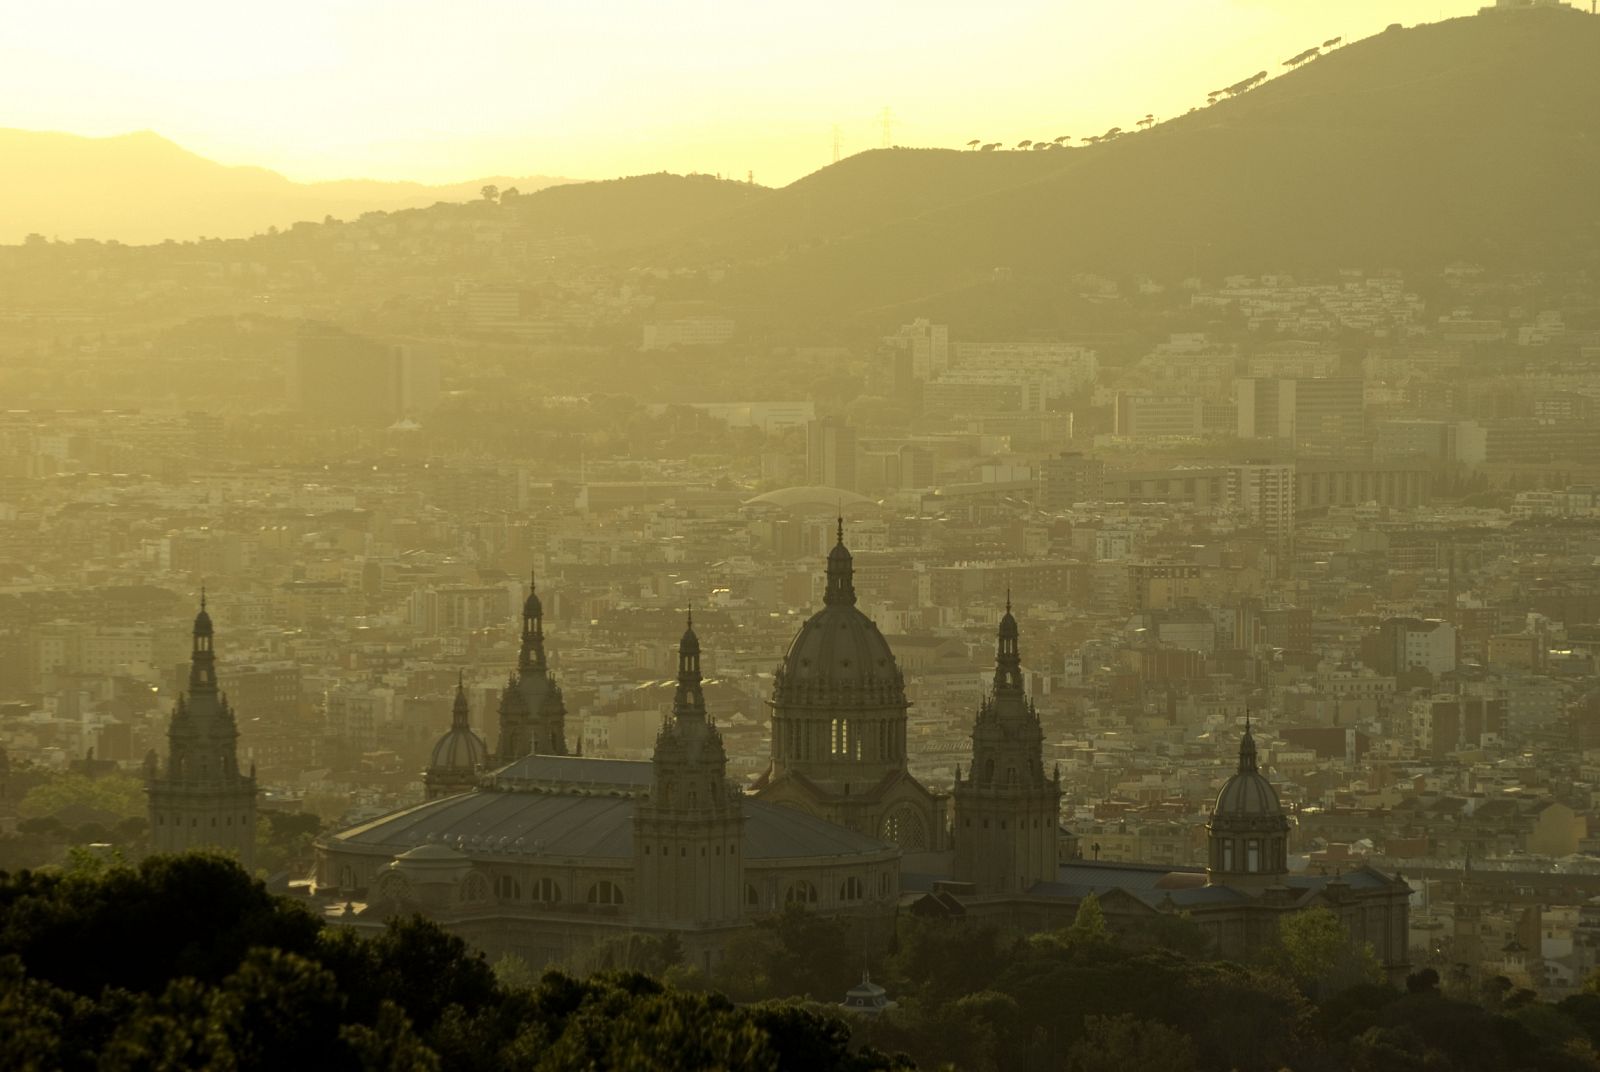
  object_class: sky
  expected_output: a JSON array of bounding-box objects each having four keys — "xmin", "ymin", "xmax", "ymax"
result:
[{"xmin": 5, "ymin": 0, "xmax": 1486, "ymax": 188}]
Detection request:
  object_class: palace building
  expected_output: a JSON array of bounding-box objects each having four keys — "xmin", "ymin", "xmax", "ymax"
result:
[{"xmin": 315, "ymin": 528, "xmax": 1409, "ymax": 977}]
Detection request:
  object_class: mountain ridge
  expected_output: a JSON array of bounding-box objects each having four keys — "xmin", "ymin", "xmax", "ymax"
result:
[{"xmin": 1, "ymin": 128, "xmax": 577, "ymax": 244}]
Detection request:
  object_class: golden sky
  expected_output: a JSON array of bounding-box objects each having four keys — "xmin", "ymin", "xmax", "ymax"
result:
[{"xmin": 7, "ymin": 1, "xmax": 1483, "ymax": 186}]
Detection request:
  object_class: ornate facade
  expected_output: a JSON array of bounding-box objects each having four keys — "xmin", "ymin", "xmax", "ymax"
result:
[
  {"xmin": 320, "ymin": 621, "xmax": 899, "ymax": 971},
  {"xmin": 146, "ymin": 597, "xmax": 257, "ymax": 869},
  {"xmin": 754, "ymin": 523, "xmax": 948, "ymax": 852},
  {"xmin": 953, "ymin": 603, "xmax": 1062, "ymax": 894},
  {"xmin": 915, "ymin": 721, "xmax": 1412, "ymax": 981}
]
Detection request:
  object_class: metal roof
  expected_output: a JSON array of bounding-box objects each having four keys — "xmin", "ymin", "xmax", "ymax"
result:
[{"xmin": 330, "ymin": 790, "xmax": 895, "ymax": 863}]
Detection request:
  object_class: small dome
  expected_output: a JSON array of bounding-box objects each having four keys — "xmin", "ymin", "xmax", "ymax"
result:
[
  {"xmin": 429, "ymin": 725, "xmax": 489, "ymax": 771},
  {"xmin": 1213, "ymin": 770, "xmax": 1282, "ymax": 817},
  {"xmin": 194, "ymin": 603, "xmax": 213, "ymax": 637},
  {"xmin": 524, "ymin": 588, "xmax": 543, "ymax": 620}
]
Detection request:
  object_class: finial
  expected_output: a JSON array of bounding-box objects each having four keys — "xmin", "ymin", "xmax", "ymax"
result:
[
  {"xmin": 457, "ymin": 670, "xmax": 464, "ymax": 689},
  {"xmin": 1006, "ymin": 586, "xmax": 1012, "ymax": 614},
  {"xmin": 530, "ymin": 568, "xmax": 537, "ymax": 593},
  {"xmin": 200, "ymin": 582, "xmax": 206, "ymax": 610},
  {"xmin": 836, "ymin": 513, "xmax": 844, "ymax": 545},
  {"xmin": 686, "ymin": 603, "xmax": 693, "ymax": 630}
]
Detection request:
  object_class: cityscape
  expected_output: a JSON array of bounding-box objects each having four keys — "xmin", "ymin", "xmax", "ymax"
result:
[{"xmin": 4, "ymin": 2, "xmax": 1600, "ymax": 1069}]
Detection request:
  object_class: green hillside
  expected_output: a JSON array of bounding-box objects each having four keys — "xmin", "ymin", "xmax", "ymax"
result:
[{"xmin": 678, "ymin": 9, "xmax": 1600, "ymax": 318}]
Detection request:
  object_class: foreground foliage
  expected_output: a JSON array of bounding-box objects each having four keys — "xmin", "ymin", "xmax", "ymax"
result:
[{"xmin": 0, "ymin": 855, "xmax": 907, "ymax": 1071}]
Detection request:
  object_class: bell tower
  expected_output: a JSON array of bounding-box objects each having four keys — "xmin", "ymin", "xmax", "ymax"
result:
[
  {"xmin": 496, "ymin": 571, "xmax": 569, "ymax": 760},
  {"xmin": 953, "ymin": 598, "xmax": 1061, "ymax": 894},
  {"xmin": 634, "ymin": 612, "xmax": 745, "ymax": 924},
  {"xmin": 146, "ymin": 592, "xmax": 258, "ymax": 869}
]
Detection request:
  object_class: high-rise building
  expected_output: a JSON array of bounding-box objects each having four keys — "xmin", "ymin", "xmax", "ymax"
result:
[
  {"xmin": 145, "ymin": 597, "xmax": 257, "ymax": 868},
  {"xmin": 1236, "ymin": 376, "xmax": 1364, "ymax": 443},
  {"xmin": 1231, "ymin": 462, "xmax": 1297, "ymax": 557},
  {"xmin": 953, "ymin": 605, "xmax": 1062, "ymax": 894},
  {"xmin": 1039, "ymin": 452, "xmax": 1106, "ymax": 511},
  {"xmin": 805, "ymin": 417, "xmax": 858, "ymax": 491},
  {"xmin": 883, "ymin": 318, "xmax": 949, "ymax": 380},
  {"xmin": 288, "ymin": 326, "xmax": 439, "ymax": 420},
  {"xmin": 1113, "ymin": 393, "xmax": 1206, "ymax": 438}
]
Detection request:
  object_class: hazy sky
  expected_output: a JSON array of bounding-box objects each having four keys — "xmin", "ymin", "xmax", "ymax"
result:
[{"xmin": 8, "ymin": 0, "xmax": 1483, "ymax": 187}]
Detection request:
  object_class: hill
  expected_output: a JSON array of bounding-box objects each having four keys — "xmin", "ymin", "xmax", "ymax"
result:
[
  {"xmin": 7, "ymin": 10, "xmax": 1599, "ymax": 333},
  {"xmin": 0, "ymin": 128, "xmax": 575, "ymax": 244},
  {"xmin": 670, "ymin": 8, "xmax": 1600, "ymax": 320}
]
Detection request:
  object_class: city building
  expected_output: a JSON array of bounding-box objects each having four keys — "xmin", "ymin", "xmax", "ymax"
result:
[{"xmin": 805, "ymin": 417, "xmax": 858, "ymax": 492}]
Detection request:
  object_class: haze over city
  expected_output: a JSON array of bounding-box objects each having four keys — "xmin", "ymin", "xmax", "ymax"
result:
[
  {"xmin": 10, "ymin": 0, "xmax": 1484, "ymax": 185},
  {"xmin": 5, "ymin": 2, "xmax": 1600, "ymax": 1070}
]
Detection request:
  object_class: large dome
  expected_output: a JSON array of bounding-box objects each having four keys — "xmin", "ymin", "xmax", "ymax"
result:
[
  {"xmin": 773, "ymin": 523, "xmax": 904, "ymax": 707},
  {"xmin": 778, "ymin": 604, "xmax": 902, "ymax": 695}
]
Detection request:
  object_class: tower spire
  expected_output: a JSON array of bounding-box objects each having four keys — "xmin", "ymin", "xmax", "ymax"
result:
[
  {"xmin": 994, "ymin": 599, "xmax": 1022, "ymax": 693},
  {"xmin": 452, "ymin": 672, "xmax": 470, "ymax": 730},
  {"xmin": 190, "ymin": 590, "xmax": 217, "ymax": 691},
  {"xmin": 824, "ymin": 518, "xmax": 856, "ymax": 607},
  {"xmin": 1239, "ymin": 715, "xmax": 1258, "ymax": 774},
  {"xmin": 520, "ymin": 572, "xmax": 546, "ymax": 670}
]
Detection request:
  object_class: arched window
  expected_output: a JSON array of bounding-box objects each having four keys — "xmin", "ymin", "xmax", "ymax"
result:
[
  {"xmin": 494, "ymin": 875, "xmax": 521, "ymax": 901},
  {"xmin": 785, "ymin": 880, "xmax": 818, "ymax": 905},
  {"xmin": 839, "ymin": 876, "xmax": 864, "ymax": 901},
  {"xmin": 1246, "ymin": 839, "xmax": 1261, "ymax": 873},
  {"xmin": 746, "ymin": 883, "xmax": 760, "ymax": 908},
  {"xmin": 880, "ymin": 805, "xmax": 930, "ymax": 852},
  {"xmin": 587, "ymin": 880, "xmax": 625, "ymax": 906},
  {"xmin": 461, "ymin": 872, "xmax": 490, "ymax": 904},
  {"xmin": 532, "ymin": 877, "xmax": 562, "ymax": 904}
]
